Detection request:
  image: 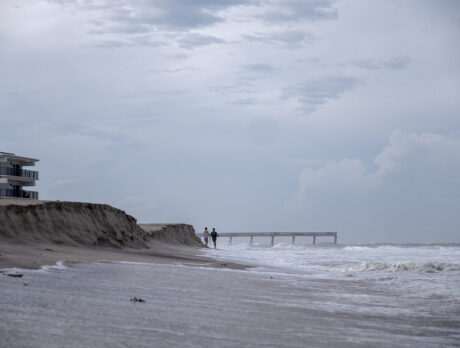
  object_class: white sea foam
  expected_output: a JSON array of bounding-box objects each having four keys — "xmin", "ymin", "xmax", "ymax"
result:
[
  {"xmin": 205, "ymin": 242, "xmax": 460, "ymax": 282},
  {"xmin": 112, "ymin": 261, "xmax": 153, "ymax": 265},
  {"xmin": 0, "ymin": 267, "xmax": 27, "ymax": 274},
  {"xmin": 346, "ymin": 261, "xmax": 460, "ymax": 273},
  {"xmin": 38, "ymin": 261, "xmax": 68, "ymax": 273},
  {"xmin": 342, "ymin": 246, "xmax": 372, "ymax": 251},
  {"xmin": 1, "ymin": 261, "xmax": 68, "ymax": 274}
]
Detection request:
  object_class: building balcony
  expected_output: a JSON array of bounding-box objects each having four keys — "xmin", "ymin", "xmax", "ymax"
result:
[
  {"xmin": 0, "ymin": 167, "xmax": 39, "ymax": 180},
  {"xmin": 0, "ymin": 188, "xmax": 39, "ymax": 200}
]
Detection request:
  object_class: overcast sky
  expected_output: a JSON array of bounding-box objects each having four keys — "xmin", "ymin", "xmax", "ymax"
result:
[{"xmin": 1, "ymin": 0, "xmax": 459, "ymax": 243}]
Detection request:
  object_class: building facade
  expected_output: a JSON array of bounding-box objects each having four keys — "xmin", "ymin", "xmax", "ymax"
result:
[{"xmin": 0, "ymin": 152, "xmax": 39, "ymax": 199}]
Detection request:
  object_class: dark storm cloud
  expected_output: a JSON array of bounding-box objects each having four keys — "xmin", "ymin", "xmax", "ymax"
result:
[
  {"xmin": 258, "ymin": 0, "xmax": 338, "ymax": 23},
  {"xmin": 281, "ymin": 76, "xmax": 358, "ymax": 112}
]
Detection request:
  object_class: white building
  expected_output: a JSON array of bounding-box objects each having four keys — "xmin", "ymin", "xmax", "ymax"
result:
[{"xmin": 0, "ymin": 152, "xmax": 39, "ymax": 199}]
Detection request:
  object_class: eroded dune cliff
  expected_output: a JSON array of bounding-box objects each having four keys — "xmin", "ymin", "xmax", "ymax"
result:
[
  {"xmin": 0, "ymin": 201, "xmax": 148, "ymax": 248},
  {"xmin": 140, "ymin": 223, "xmax": 203, "ymax": 247}
]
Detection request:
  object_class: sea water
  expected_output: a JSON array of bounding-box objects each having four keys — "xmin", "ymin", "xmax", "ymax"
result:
[
  {"xmin": 1, "ymin": 242, "xmax": 459, "ymax": 347},
  {"xmin": 204, "ymin": 241, "xmax": 460, "ymax": 343},
  {"xmin": 206, "ymin": 240, "xmax": 460, "ymax": 287}
]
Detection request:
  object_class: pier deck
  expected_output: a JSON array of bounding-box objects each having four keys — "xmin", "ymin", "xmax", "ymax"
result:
[{"xmin": 198, "ymin": 232, "xmax": 337, "ymax": 246}]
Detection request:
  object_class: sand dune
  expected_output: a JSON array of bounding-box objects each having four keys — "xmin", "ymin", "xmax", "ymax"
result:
[
  {"xmin": 140, "ymin": 223, "xmax": 203, "ymax": 247},
  {"xmin": 0, "ymin": 199, "xmax": 222, "ymax": 270},
  {"xmin": 0, "ymin": 200, "xmax": 203, "ymax": 248},
  {"xmin": 0, "ymin": 200, "xmax": 148, "ymax": 248}
]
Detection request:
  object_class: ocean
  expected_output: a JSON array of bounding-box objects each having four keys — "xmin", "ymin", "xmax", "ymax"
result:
[
  {"xmin": 206, "ymin": 240, "xmax": 460, "ymax": 346},
  {"xmin": 1, "ymin": 241, "xmax": 459, "ymax": 347}
]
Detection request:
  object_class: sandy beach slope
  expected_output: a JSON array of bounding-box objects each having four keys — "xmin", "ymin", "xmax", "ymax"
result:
[{"xmin": 0, "ymin": 199, "xmax": 245, "ymax": 270}]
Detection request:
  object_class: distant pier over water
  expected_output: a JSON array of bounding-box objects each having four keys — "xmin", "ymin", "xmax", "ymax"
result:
[{"xmin": 198, "ymin": 232, "xmax": 337, "ymax": 246}]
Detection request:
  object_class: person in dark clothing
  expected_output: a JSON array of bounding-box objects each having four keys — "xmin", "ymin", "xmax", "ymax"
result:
[{"xmin": 210, "ymin": 228, "xmax": 218, "ymax": 249}]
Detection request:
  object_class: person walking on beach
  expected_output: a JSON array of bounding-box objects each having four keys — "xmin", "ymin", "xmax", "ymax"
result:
[
  {"xmin": 211, "ymin": 228, "xmax": 219, "ymax": 249},
  {"xmin": 203, "ymin": 227, "xmax": 210, "ymax": 247}
]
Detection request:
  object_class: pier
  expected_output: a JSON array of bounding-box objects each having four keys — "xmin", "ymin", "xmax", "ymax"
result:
[{"xmin": 198, "ymin": 232, "xmax": 337, "ymax": 246}]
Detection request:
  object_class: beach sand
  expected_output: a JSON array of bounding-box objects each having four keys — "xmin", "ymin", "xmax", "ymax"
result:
[
  {"xmin": 0, "ymin": 199, "xmax": 245, "ymax": 271},
  {"xmin": 1, "ymin": 200, "xmax": 458, "ymax": 347},
  {"xmin": 3, "ymin": 260, "xmax": 457, "ymax": 347},
  {"xmin": 0, "ymin": 240, "xmax": 246, "ymax": 271}
]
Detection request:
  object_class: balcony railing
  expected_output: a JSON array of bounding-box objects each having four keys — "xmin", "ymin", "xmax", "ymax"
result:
[
  {"xmin": 0, "ymin": 167, "xmax": 39, "ymax": 180},
  {"xmin": 0, "ymin": 188, "xmax": 39, "ymax": 199}
]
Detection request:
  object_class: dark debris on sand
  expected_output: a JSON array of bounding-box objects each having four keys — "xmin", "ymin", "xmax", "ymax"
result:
[
  {"xmin": 130, "ymin": 297, "xmax": 145, "ymax": 303},
  {"xmin": 5, "ymin": 272, "xmax": 24, "ymax": 278}
]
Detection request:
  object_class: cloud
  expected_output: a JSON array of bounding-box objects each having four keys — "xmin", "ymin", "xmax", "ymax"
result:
[
  {"xmin": 381, "ymin": 56, "xmax": 411, "ymax": 70},
  {"xmin": 243, "ymin": 30, "xmax": 316, "ymax": 48},
  {"xmin": 240, "ymin": 63, "xmax": 276, "ymax": 73},
  {"xmin": 47, "ymin": 0, "xmax": 252, "ymax": 47},
  {"xmin": 350, "ymin": 57, "xmax": 411, "ymax": 71},
  {"xmin": 299, "ymin": 159, "xmax": 368, "ymax": 192},
  {"xmin": 282, "ymin": 130, "xmax": 460, "ymax": 242},
  {"xmin": 3, "ymin": 0, "xmax": 459, "ymax": 242},
  {"xmin": 89, "ymin": 36, "xmax": 166, "ymax": 48},
  {"xmin": 349, "ymin": 59, "xmax": 381, "ymax": 70},
  {"xmin": 177, "ymin": 33, "xmax": 224, "ymax": 49},
  {"xmin": 53, "ymin": 0, "xmax": 252, "ymax": 31},
  {"xmin": 227, "ymin": 98, "xmax": 257, "ymax": 105},
  {"xmin": 281, "ymin": 76, "xmax": 358, "ymax": 113},
  {"xmin": 258, "ymin": 0, "xmax": 338, "ymax": 23},
  {"xmin": 371, "ymin": 130, "xmax": 459, "ymax": 180},
  {"xmin": 247, "ymin": 116, "xmax": 281, "ymax": 145},
  {"xmin": 298, "ymin": 130, "xmax": 460, "ymax": 194},
  {"xmin": 149, "ymin": 66, "xmax": 195, "ymax": 74},
  {"xmin": 46, "ymin": 0, "xmax": 337, "ymax": 48}
]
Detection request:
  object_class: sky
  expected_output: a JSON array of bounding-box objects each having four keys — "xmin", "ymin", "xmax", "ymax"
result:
[{"xmin": 1, "ymin": 0, "xmax": 459, "ymax": 243}]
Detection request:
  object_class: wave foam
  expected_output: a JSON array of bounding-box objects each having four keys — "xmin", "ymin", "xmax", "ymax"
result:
[
  {"xmin": 39, "ymin": 261, "xmax": 68, "ymax": 273},
  {"xmin": 347, "ymin": 261, "xmax": 460, "ymax": 273}
]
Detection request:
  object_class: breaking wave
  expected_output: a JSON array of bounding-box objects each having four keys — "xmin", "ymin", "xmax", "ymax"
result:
[
  {"xmin": 347, "ymin": 261, "xmax": 460, "ymax": 273},
  {"xmin": 342, "ymin": 243, "xmax": 460, "ymax": 251}
]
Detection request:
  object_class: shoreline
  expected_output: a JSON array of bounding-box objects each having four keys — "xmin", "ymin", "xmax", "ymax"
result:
[
  {"xmin": 0, "ymin": 199, "xmax": 247, "ymax": 271},
  {"xmin": 0, "ymin": 240, "xmax": 248, "ymax": 271},
  {"xmin": 4, "ymin": 199, "xmax": 456, "ymax": 274}
]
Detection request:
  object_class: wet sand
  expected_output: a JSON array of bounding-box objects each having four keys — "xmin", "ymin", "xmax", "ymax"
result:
[
  {"xmin": 0, "ymin": 240, "xmax": 246, "ymax": 271},
  {"xmin": 2, "ymin": 261, "xmax": 458, "ymax": 347},
  {"xmin": 1, "ymin": 198, "xmax": 458, "ymax": 347}
]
